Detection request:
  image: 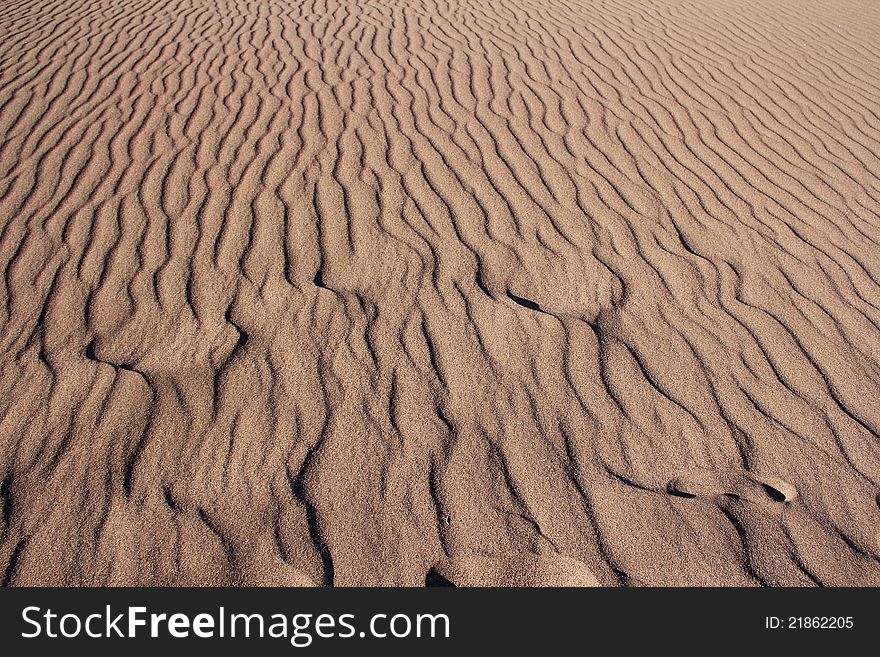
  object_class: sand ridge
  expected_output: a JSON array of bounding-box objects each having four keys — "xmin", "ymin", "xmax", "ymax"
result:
[{"xmin": 1, "ymin": 0, "xmax": 880, "ymax": 585}]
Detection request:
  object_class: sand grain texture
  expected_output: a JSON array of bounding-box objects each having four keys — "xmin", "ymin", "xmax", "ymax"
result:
[{"xmin": 1, "ymin": 0, "xmax": 880, "ymax": 585}]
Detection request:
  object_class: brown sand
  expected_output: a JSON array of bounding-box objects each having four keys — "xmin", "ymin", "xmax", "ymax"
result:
[{"xmin": 1, "ymin": 0, "xmax": 880, "ymax": 587}]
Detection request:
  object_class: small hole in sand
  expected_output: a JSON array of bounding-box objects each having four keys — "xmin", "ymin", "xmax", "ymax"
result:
[
  {"xmin": 425, "ymin": 569, "xmax": 455, "ymax": 587},
  {"xmin": 762, "ymin": 484, "xmax": 787, "ymax": 503}
]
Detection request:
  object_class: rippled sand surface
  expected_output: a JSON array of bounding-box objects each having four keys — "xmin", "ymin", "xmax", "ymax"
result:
[{"xmin": 2, "ymin": 0, "xmax": 880, "ymax": 585}]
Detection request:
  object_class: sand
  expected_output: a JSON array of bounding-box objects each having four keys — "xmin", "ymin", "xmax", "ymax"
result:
[{"xmin": 1, "ymin": 0, "xmax": 879, "ymax": 587}]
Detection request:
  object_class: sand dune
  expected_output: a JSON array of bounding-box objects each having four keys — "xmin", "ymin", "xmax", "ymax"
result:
[{"xmin": 1, "ymin": 0, "xmax": 880, "ymax": 586}]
